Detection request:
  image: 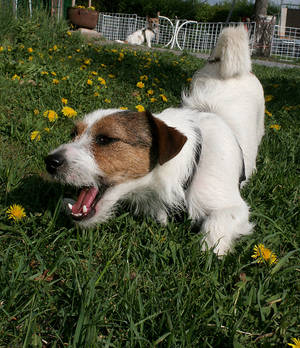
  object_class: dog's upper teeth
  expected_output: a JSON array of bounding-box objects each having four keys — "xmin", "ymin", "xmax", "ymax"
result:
[
  {"xmin": 83, "ymin": 205, "xmax": 87, "ymax": 213},
  {"xmin": 68, "ymin": 203, "xmax": 73, "ymax": 211}
]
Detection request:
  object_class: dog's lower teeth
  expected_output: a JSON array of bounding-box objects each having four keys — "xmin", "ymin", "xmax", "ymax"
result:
[
  {"xmin": 72, "ymin": 212, "xmax": 82, "ymax": 217},
  {"xmin": 83, "ymin": 205, "xmax": 87, "ymax": 213}
]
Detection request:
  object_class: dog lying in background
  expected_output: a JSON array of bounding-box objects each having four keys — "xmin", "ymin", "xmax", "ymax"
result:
[
  {"xmin": 45, "ymin": 26, "xmax": 264, "ymax": 255},
  {"xmin": 115, "ymin": 15, "xmax": 159, "ymax": 48}
]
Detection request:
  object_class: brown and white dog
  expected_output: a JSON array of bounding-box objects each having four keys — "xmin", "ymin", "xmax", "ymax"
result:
[
  {"xmin": 45, "ymin": 26, "xmax": 264, "ymax": 255},
  {"xmin": 115, "ymin": 15, "xmax": 159, "ymax": 48}
]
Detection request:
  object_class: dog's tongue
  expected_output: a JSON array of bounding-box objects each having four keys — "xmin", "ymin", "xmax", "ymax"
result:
[{"xmin": 71, "ymin": 187, "xmax": 99, "ymax": 215}]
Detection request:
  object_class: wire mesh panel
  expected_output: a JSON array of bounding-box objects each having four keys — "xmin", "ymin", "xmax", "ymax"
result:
[
  {"xmin": 97, "ymin": 13, "xmax": 150, "ymax": 41},
  {"xmin": 157, "ymin": 16, "xmax": 174, "ymax": 46},
  {"xmin": 176, "ymin": 22, "xmax": 256, "ymax": 54},
  {"xmin": 271, "ymin": 25, "xmax": 300, "ymax": 60}
]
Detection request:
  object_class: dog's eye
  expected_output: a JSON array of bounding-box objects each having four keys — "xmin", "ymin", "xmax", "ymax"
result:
[{"xmin": 96, "ymin": 135, "xmax": 115, "ymax": 146}]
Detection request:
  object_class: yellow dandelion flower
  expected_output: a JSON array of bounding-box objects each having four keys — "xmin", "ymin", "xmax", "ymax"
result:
[
  {"xmin": 120, "ymin": 107, "xmax": 128, "ymax": 110},
  {"xmin": 101, "ymin": 63, "xmax": 106, "ymax": 68},
  {"xmin": 67, "ymin": 31, "xmax": 72, "ymax": 36},
  {"xmin": 12, "ymin": 74, "xmax": 20, "ymax": 81},
  {"xmin": 80, "ymin": 65, "xmax": 87, "ymax": 70},
  {"xmin": 94, "ymin": 92, "xmax": 100, "ymax": 97},
  {"xmin": 53, "ymin": 45, "xmax": 58, "ymax": 51},
  {"xmin": 68, "ymin": 55, "xmax": 72, "ymax": 59},
  {"xmin": 6, "ymin": 204, "xmax": 26, "ymax": 221},
  {"xmin": 87, "ymin": 79, "xmax": 93, "ymax": 86},
  {"xmin": 140, "ymin": 75, "xmax": 148, "ymax": 81},
  {"xmin": 187, "ymin": 77, "xmax": 192, "ymax": 82},
  {"xmin": 150, "ymin": 97, "xmax": 157, "ymax": 103},
  {"xmin": 62, "ymin": 76, "xmax": 69, "ymax": 81},
  {"xmin": 119, "ymin": 52, "xmax": 124, "ymax": 59},
  {"xmin": 108, "ymin": 74, "xmax": 115, "ymax": 78},
  {"xmin": 265, "ymin": 95, "xmax": 273, "ymax": 102},
  {"xmin": 84, "ymin": 58, "xmax": 91, "ymax": 65},
  {"xmin": 41, "ymin": 71, "xmax": 48, "ymax": 75},
  {"xmin": 27, "ymin": 47, "xmax": 33, "ymax": 53},
  {"xmin": 76, "ymin": 49, "xmax": 81, "ymax": 53},
  {"xmin": 28, "ymin": 56, "xmax": 33, "ymax": 61},
  {"xmin": 7, "ymin": 46, "xmax": 12, "ymax": 52},
  {"xmin": 44, "ymin": 127, "xmax": 50, "ymax": 132},
  {"xmin": 288, "ymin": 338, "xmax": 300, "ymax": 348},
  {"xmin": 51, "ymin": 71, "xmax": 57, "ymax": 76},
  {"xmin": 270, "ymin": 124, "xmax": 281, "ymax": 131},
  {"xmin": 62, "ymin": 106, "xmax": 77, "ymax": 118},
  {"xmin": 147, "ymin": 89, "xmax": 154, "ymax": 96},
  {"xmin": 160, "ymin": 94, "xmax": 168, "ymax": 102},
  {"xmin": 61, "ymin": 98, "xmax": 68, "ymax": 105},
  {"xmin": 52, "ymin": 79, "xmax": 59, "ymax": 85},
  {"xmin": 265, "ymin": 110, "xmax": 272, "ymax": 117},
  {"xmin": 91, "ymin": 71, "xmax": 98, "ymax": 76},
  {"xmin": 104, "ymin": 98, "xmax": 111, "ymax": 103},
  {"xmin": 30, "ymin": 130, "xmax": 41, "ymax": 141},
  {"xmin": 98, "ymin": 77, "xmax": 106, "ymax": 85},
  {"xmin": 43, "ymin": 110, "xmax": 58, "ymax": 122},
  {"xmin": 252, "ymin": 244, "xmax": 278, "ymax": 264},
  {"xmin": 0, "ymin": 46, "xmax": 4, "ymax": 52},
  {"xmin": 135, "ymin": 105, "xmax": 145, "ymax": 112},
  {"xmin": 34, "ymin": 109, "xmax": 39, "ymax": 115},
  {"xmin": 136, "ymin": 81, "xmax": 145, "ymax": 89}
]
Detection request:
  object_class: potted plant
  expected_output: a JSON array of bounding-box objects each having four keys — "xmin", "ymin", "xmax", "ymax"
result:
[{"xmin": 68, "ymin": 0, "xmax": 99, "ymax": 30}]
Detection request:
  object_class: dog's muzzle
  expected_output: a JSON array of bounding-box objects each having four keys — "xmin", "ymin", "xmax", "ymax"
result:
[{"xmin": 45, "ymin": 152, "xmax": 65, "ymax": 175}]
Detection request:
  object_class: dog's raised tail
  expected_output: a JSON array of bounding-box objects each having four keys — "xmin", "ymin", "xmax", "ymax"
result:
[{"xmin": 211, "ymin": 26, "xmax": 251, "ymax": 79}]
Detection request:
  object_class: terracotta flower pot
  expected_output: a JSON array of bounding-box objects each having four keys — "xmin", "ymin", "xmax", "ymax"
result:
[{"xmin": 68, "ymin": 7, "xmax": 99, "ymax": 29}]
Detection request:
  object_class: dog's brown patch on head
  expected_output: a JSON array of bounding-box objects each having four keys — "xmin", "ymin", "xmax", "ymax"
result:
[
  {"xmin": 72, "ymin": 121, "xmax": 87, "ymax": 140},
  {"xmin": 146, "ymin": 15, "xmax": 159, "ymax": 31},
  {"xmin": 90, "ymin": 111, "xmax": 156, "ymax": 184}
]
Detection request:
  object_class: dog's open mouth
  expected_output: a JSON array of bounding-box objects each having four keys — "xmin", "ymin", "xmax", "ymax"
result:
[{"xmin": 65, "ymin": 186, "xmax": 106, "ymax": 221}]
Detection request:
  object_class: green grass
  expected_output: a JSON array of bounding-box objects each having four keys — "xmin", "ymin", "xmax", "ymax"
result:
[{"xmin": 0, "ymin": 9, "xmax": 300, "ymax": 348}]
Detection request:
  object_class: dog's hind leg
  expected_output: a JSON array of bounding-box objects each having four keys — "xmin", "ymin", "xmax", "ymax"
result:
[{"xmin": 201, "ymin": 202, "xmax": 253, "ymax": 256}]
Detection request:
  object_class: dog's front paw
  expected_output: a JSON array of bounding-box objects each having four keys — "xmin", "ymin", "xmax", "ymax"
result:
[
  {"xmin": 156, "ymin": 210, "xmax": 168, "ymax": 225},
  {"xmin": 201, "ymin": 237, "xmax": 232, "ymax": 257}
]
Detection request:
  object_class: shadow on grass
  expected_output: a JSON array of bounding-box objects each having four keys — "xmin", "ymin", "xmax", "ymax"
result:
[{"xmin": 4, "ymin": 174, "xmax": 75, "ymax": 229}]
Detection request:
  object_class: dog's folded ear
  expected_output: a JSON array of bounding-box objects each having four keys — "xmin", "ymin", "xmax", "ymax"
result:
[{"xmin": 146, "ymin": 110, "xmax": 187, "ymax": 165}]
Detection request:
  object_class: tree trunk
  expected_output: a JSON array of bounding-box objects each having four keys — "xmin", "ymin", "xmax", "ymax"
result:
[{"xmin": 254, "ymin": 0, "xmax": 269, "ymax": 20}]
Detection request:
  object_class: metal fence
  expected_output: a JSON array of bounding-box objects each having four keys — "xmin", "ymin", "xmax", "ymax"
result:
[
  {"xmin": 96, "ymin": 13, "xmax": 257, "ymax": 55},
  {"xmin": 270, "ymin": 25, "xmax": 300, "ymax": 60},
  {"xmin": 3, "ymin": 2, "xmax": 300, "ymax": 61}
]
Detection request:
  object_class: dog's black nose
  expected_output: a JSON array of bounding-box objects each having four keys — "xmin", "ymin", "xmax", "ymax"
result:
[{"xmin": 45, "ymin": 153, "xmax": 65, "ymax": 174}]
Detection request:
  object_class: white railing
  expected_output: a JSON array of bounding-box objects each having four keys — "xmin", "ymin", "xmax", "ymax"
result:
[
  {"xmin": 96, "ymin": 13, "xmax": 256, "ymax": 55},
  {"xmin": 270, "ymin": 25, "xmax": 300, "ymax": 60}
]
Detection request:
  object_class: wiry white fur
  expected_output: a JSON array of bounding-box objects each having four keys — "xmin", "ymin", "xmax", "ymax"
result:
[
  {"xmin": 115, "ymin": 27, "xmax": 157, "ymax": 48},
  {"xmin": 49, "ymin": 142, "xmax": 101, "ymax": 188},
  {"xmin": 47, "ymin": 26, "xmax": 265, "ymax": 256}
]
